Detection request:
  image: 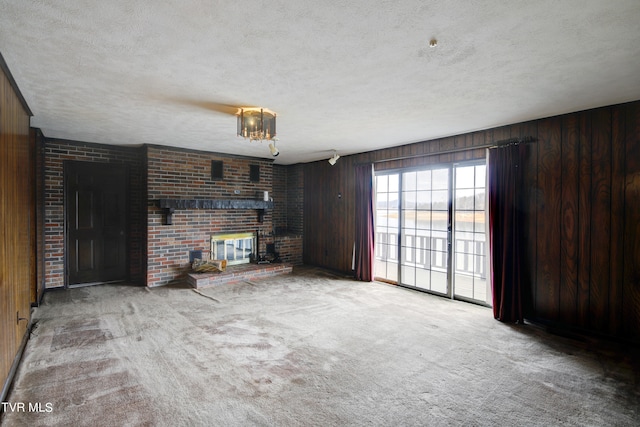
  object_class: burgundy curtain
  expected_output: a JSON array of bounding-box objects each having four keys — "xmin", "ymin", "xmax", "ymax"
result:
[
  {"xmin": 488, "ymin": 144, "xmax": 527, "ymax": 322},
  {"xmin": 354, "ymin": 164, "xmax": 375, "ymax": 281}
]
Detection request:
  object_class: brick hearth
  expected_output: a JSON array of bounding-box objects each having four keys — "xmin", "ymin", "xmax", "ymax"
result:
[{"xmin": 187, "ymin": 262, "xmax": 293, "ymax": 289}]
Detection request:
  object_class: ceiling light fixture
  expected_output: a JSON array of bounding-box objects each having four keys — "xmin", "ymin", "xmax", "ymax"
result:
[
  {"xmin": 269, "ymin": 140, "xmax": 279, "ymax": 157},
  {"xmin": 237, "ymin": 107, "xmax": 277, "ymax": 142},
  {"xmin": 429, "ymin": 38, "xmax": 438, "ymax": 48},
  {"xmin": 328, "ymin": 151, "xmax": 340, "ymax": 166}
]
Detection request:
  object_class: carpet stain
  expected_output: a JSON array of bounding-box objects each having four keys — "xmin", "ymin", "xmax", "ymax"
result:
[
  {"xmin": 6, "ymin": 356, "xmax": 157, "ymax": 427},
  {"xmin": 291, "ymin": 377, "xmax": 306, "ymax": 385},
  {"xmin": 50, "ymin": 319, "xmax": 113, "ymax": 351}
]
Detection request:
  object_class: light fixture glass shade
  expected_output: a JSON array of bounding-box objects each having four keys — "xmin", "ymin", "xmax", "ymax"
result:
[{"xmin": 237, "ymin": 108, "xmax": 276, "ymax": 142}]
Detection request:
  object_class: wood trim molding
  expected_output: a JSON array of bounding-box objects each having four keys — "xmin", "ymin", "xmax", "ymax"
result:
[{"xmin": 0, "ymin": 52, "xmax": 33, "ymax": 116}]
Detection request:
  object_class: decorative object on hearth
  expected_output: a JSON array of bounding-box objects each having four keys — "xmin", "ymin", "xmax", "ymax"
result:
[{"xmin": 192, "ymin": 258, "xmax": 227, "ymax": 273}]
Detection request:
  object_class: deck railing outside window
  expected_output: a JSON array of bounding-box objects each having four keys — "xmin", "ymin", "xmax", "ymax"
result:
[{"xmin": 375, "ymin": 231, "xmax": 485, "ymax": 279}]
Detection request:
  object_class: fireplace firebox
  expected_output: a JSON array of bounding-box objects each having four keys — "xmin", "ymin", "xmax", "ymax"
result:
[{"xmin": 210, "ymin": 232, "xmax": 256, "ymax": 265}]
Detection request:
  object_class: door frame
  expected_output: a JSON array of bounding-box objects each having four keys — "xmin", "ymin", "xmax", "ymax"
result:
[
  {"xmin": 374, "ymin": 159, "xmax": 490, "ymax": 306},
  {"xmin": 63, "ymin": 160, "xmax": 129, "ymax": 288}
]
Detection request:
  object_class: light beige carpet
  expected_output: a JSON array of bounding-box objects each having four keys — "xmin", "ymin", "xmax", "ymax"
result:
[{"xmin": 2, "ymin": 267, "xmax": 639, "ymax": 426}]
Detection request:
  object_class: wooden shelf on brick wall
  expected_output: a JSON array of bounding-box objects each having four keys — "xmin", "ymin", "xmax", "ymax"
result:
[{"xmin": 158, "ymin": 199, "xmax": 274, "ymax": 225}]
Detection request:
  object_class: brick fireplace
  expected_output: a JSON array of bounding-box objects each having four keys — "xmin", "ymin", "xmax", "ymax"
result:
[
  {"xmin": 145, "ymin": 145, "xmax": 301, "ymax": 287},
  {"xmin": 185, "ymin": 230, "xmax": 294, "ymax": 289}
]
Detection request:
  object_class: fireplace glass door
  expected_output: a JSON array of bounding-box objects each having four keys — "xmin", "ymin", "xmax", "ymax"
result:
[{"xmin": 211, "ymin": 233, "xmax": 255, "ymax": 265}]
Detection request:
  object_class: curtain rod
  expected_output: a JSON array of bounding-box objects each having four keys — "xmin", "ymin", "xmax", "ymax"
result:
[{"xmin": 364, "ymin": 136, "xmax": 537, "ymax": 165}]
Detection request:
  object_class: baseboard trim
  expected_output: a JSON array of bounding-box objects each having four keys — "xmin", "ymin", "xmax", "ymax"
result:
[{"xmin": 1, "ymin": 315, "xmax": 33, "ymax": 405}]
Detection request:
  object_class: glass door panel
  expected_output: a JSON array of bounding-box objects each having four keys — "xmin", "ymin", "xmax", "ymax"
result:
[
  {"xmin": 374, "ymin": 173, "xmax": 399, "ymax": 282},
  {"xmin": 453, "ymin": 163, "xmax": 490, "ymax": 305},
  {"xmin": 400, "ymin": 167, "xmax": 450, "ymax": 295}
]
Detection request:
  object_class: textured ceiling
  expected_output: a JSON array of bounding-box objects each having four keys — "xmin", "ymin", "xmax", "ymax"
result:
[{"xmin": 1, "ymin": 0, "xmax": 639, "ymax": 164}]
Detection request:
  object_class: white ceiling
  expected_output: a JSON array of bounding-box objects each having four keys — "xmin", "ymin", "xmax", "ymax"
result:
[{"xmin": 1, "ymin": 1, "xmax": 639, "ymax": 165}]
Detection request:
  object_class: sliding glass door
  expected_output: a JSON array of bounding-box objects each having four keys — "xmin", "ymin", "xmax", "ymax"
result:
[{"xmin": 374, "ymin": 161, "xmax": 490, "ymax": 306}]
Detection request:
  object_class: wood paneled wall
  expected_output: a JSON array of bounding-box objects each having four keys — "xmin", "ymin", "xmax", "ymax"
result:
[
  {"xmin": 528, "ymin": 103, "xmax": 640, "ymax": 339},
  {"xmin": 1, "ymin": 55, "xmax": 34, "ymax": 397},
  {"xmin": 302, "ymin": 100, "xmax": 640, "ymax": 342}
]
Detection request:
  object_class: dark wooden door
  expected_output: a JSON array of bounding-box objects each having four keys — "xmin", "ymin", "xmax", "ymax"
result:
[{"xmin": 65, "ymin": 161, "xmax": 127, "ymax": 286}]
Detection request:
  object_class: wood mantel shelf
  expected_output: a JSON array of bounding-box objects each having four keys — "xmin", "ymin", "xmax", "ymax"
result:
[
  {"xmin": 158, "ymin": 199, "xmax": 274, "ymax": 225},
  {"xmin": 159, "ymin": 199, "xmax": 273, "ymax": 210}
]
